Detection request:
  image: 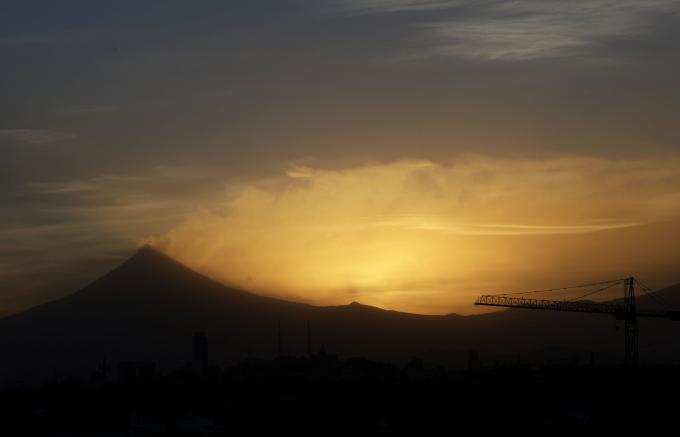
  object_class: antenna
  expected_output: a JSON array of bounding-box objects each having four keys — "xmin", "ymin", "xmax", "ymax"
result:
[
  {"xmin": 277, "ymin": 320, "xmax": 282, "ymax": 356},
  {"xmin": 306, "ymin": 320, "xmax": 311, "ymax": 356}
]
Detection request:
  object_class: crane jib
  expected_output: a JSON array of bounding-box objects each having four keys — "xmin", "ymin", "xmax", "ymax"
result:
[{"xmin": 474, "ymin": 277, "xmax": 680, "ymax": 366}]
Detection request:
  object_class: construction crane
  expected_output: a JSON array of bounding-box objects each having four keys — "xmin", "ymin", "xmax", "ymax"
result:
[{"xmin": 475, "ymin": 277, "xmax": 680, "ymax": 366}]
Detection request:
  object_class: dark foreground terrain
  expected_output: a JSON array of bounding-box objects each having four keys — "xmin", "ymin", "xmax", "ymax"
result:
[
  {"xmin": 5, "ymin": 247, "xmax": 680, "ymax": 384},
  {"xmin": 1, "ymin": 353, "xmax": 679, "ymax": 435},
  {"xmin": 3, "ymin": 248, "xmax": 680, "ymax": 434}
]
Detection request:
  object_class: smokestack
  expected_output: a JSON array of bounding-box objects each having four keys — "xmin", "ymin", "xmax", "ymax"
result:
[
  {"xmin": 306, "ymin": 320, "xmax": 312, "ymax": 356},
  {"xmin": 192, "ymin": 331, "xmax": 208, "ymax": 375},
  {"xmin": 277, "ymin": 320, "xmax": 282, "ymax": 356},
  {"xmin": 468, "ymin": 349, "xmax": 481, "ymax": 371}
]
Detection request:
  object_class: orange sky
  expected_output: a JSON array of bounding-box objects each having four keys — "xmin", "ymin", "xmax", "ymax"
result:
[
  {"xmin": 3, "ymin": 1, "xmax": 680, "ymax": 316},
  {"xmin": 144, "ymin": 156, "xmax": 680, "ymax": 314}
]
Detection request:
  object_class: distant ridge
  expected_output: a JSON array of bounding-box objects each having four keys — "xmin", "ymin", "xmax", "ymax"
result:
[{"xmin": 1, "ymin": 247, "xmax": 680, "ymax": 381}]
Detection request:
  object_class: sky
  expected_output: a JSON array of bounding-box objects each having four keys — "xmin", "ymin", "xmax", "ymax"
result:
[{"xmin": 2, "ymin": 0, "xmax": 680, "ymax": 315}]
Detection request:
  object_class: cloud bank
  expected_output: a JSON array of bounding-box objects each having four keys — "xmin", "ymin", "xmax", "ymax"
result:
[
  {"xmin": 144, "ymin": 156, "xmax": 680, "ymax": 314},
  {"xmin": 4, "ymin": 155, "xmax": 680, "ymax": 315}
]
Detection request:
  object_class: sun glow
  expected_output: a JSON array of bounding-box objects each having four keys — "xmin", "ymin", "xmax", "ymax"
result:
[{"xmin": 145, "ymin": 156, "xmax": 680, "ymax": 314}]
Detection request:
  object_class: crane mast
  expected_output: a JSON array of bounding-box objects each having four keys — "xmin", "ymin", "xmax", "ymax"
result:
[{"xmin": 623, "ymin": 277, "xmax": 637, "ymax": 366}]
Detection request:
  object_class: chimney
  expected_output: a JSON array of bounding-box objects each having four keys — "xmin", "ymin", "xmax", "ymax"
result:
[
  {"xmin": 193, "ymin": 331, "xmax": 208, "ymax": 375},
  {"xmin": 306, "ymin": 320, "xmax": 311, "ymax": 356},
  {"xmin": 277, "ymin": 320, "xmax": 282, "ymax": 356}
]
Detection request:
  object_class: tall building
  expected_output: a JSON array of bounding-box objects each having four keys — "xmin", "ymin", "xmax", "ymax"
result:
[
  {"xmin": 193, "ymin": 331, "xmax": 208, "ymax": 375},
  {"xmin": 467, "ymin": 349, "xmax": 481, "ymax": 371}
]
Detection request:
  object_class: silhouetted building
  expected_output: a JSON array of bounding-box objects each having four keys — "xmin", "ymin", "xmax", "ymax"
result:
[
  {"xmin": 91, "ymin": 356, "xmax": 109, "ymax": 383},
  {"xmin": 468, "ymin": 349, "xmax": 481, "ymax": 371},
  {"xmin": 277, "ymin": 321, "xmax": 282, "ymax": 356},
  {"xmin": 118, "ymin": 361, "xmax": 156, "ymax": 384},
  {"xmin": 193, "ymin": 331, "xmax": 208, "ymax": 374},
  {"xmin": 404, "ymin": 356, "xmax": 424, "ymax": 373},
  {"xmin": 306, "ymin": 320, "xmax": 311, "ymax": 356}
]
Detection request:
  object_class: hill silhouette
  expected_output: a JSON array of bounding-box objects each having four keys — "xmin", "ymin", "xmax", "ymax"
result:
[{"xmin": 2, "ymin": 246, "xmax": 680, "ymax": 381}]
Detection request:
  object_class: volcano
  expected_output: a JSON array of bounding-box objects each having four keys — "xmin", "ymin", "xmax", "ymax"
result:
[{"xmin": 2, "ymin": 246, "xmax": 680, "ymax": 381}]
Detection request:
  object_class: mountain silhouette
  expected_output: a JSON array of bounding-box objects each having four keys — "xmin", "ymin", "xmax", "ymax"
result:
[{"xmin": 2, "ymin": 246, "xmax": 680, "ymax": 381}]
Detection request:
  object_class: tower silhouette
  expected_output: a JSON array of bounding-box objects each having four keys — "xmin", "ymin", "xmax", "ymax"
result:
[
  {"xmin": 192, "ymin": 331, "xmax": 208, "ymax": 375},
  {"xmin": 277, "ymin": 320, "xmax": 282, "ymax": 356},
  {"xmin": 306, "ymin": 320, "xmax": 311, "ymax": 356}
]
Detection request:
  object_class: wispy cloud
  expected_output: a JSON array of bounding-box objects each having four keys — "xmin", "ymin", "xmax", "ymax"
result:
[
  {"xmin": 0, "ymin": 129, "xmax": 78, "ymax": 145},
  {"xmin": 367, "ymin": 215, "xmax": 642, "ymax": 235},
  {"xmin": 0, "ymin": 31, "xmax": 105, "ymax": 47},
  {"xmin": 339, "ymin": 0, "xmax": 461, "ymax": 14},
  {"xmin": 338, "ymin": 0, "xmax": 680, "ymax": 61},
  {"xmin": 61, "ymin": 105, "xmax": 124, "ymax": 115},
  {"xmin": 424, "ymin": 0, "xmax": 679, "ymax": 61}
]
